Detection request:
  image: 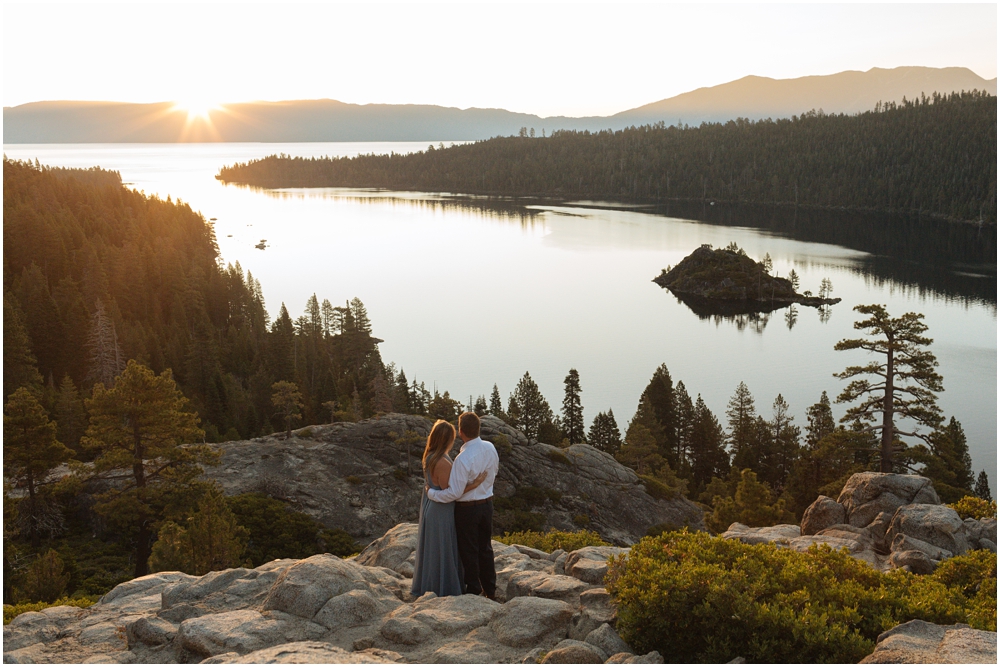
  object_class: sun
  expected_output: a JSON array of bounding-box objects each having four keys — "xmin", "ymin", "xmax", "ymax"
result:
[{"xmin": 173, "ymin": 99, "xmax": 219, "ymax": 121}]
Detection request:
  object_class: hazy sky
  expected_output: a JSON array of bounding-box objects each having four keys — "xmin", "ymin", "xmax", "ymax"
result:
[{"xmin": 3, "ymin": 2, "xmax": 996, "ymax": 117}]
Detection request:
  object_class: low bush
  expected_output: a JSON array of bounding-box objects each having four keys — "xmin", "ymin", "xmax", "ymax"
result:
[
  {"xmin": 545, "ymin": 449, "xmax": 571, "ymax": 465},
  {"xmin": 639, "ymin": 475, "xmax": 679, "ymax": 501},
  {"xmin": 226, "ymin": 493, "xmax": 359, "ymax": 565},
  {"xmin": 345, "ymin": 476, "xmax": 362, "ymax": 485},
  {"xmin": 948, "ymin": 496, "xmax": 997, "ymax": 520},
  {"xmin": 607, "ymin": 530, "xmax": 994, "ymax": 663},
  {"xmin": 573, "ymin": 514, "xmax": 591, "ymax": 526},
  {"xmin": 4, "ymin": 596, "xmax": 98, "ymax": 624},
  {"xmin": 392, "ymin": 468, "xmax": 409, "ymax": 481},
  {"xmin": 497, "ymin": 528, "xmax": 610, "ymax": 553}
]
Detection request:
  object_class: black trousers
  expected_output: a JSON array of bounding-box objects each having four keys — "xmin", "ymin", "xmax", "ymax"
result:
[{"xmin": 454, "ymin": 499, "xmax": 496, "ymax": 597}]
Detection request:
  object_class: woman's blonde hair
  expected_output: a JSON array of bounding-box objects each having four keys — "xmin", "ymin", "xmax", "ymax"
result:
[{"xmin": 422, "ymin": 420, "xmax": 456, "ymax": 475}]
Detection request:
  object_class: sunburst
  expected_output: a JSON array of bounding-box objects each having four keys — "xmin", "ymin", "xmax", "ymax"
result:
[{"xmin": 173, "ymin": 99, "xmax": 219, "ymax": 122}]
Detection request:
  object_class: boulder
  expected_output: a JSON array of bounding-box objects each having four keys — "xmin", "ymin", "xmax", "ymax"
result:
[
  {"xmin": 201, "ymin": 641, "xmax": 398, "ymax": 663},
  {"xmin": 838, "ymin": 473, "xmax": 939, "ymax": 528},
  {"xmin": 506, "ymin": 571, "xmax": 597, "ymax": 604},
  {"xmin": 540, "ymin": 639, "xmax": 608, "ymax": 663},
  {"xmin": 389, "ymin": 593, "xmax": 500, "ymax": 636},
  {"xmin": 314, "ymin": 589, "xmax": 401, "ymax": 630},
  {"xmin": 378, "ymin": 616, "xmax": 434, "ymax": 645},
  {"xmin": 489, "ymin": 597, "xmax": 574, "ymax": 648},
  {"xmin": 585, "ymin": 623, "xmax": 631, "ymax": 656},
  {"xmin": 429, "ymin": 639, "xmax": 498, "ymax": 663},
  {"xmin": 860, "ymin": 619, "xmax": 997, "ymax": 664},
  {"xmin": 886, "ymin": 504, "xmax": 971, "ymax": 556},
  {"xmin": 126, "ymin": 616, "xmax": 178, "ymax": 647},
  {"xmin": 262, "ymin": 554, "xmax": 399, "ymax": 619},
  {"xmin": 722, "ymin": 523, "xmax": 800, "ymax": 546},
  {"xmin": 800, "ymin": 496, "xmax": 846, "ymax": 535},
  {"xmin": 564, "ymin": 546, "xmax": 629, "ymax": 585},
  {"xmin": 606, "ymin": 651, "xmax": 665, "ymax": 663},
  {"xmin": 513, "ymin": 544, "xmax": 552, "ymax": 560},
  {"xmin": 354, "ymin": 523, "xmax": 419, "ymax": 576},
  {"xmin": 979, "ymin": 517, "xmax": 997, "ymax": 545},
  {"xmin": 887, "ymin": 550, "xmax": 936, "ymax": 575},
  {"xmin": 889, "ymin": 533, "xmax": 953, "ymax": 561},
  {"xmin": 177, "ymin": 610, "xmax": 290, "ymax": 657}
]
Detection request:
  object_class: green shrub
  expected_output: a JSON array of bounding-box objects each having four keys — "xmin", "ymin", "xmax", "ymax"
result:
[
  {"xmin": 295, "ymin": 427, "xmax": 314, "ymax": 438},
  {"xmin": 13, "ymin": 550, "xmax": 70, "ymax": 603},
  {"xmin": 948, "ymin": 496, "xmax": 997, "ymax": 520},
  {"xmin": 640, "ymin": 475, "xmax": 679, "ymax": 501},
  {"xmin": 545, "ymin": 449, "xmax": 571, "ymax": 465},
  {"xmin": 645, "ymin": 522, "xmax": 679, "ymax": 537},
  {"xmin": 4, "ymin": 596, "xmax": 98, "ymax": 625},
  {"xmin": 497, "ymin": 528, "xmax": 609, "ymax": 553},
  {"xmin": 573, "ymin": 514, "xmax": 591, "ymax": 526},
  {"xmin": 392, "ymin": 468, "xmax": 409, "ymax": 481},
  {"xmin": 345, "ymin": 476, "xmax": 362, "ymax": 485},
  {"xmin": 607, "ymin": 530, "xmax": 990, "ymax": 664},
  {"xmin": 493, "ymin": 434, "xmax": 512, "ymax": 459},
  {"xmin": 226, "ymin": 493, "xmax": 358, "ymax": 566},
  {"xmin": 705, "ymin": 469, "xmax": 795, "ymax": 533},
  {"xmin": 494, "ymin": 509, "xmax": 545, "ymax": 534},
  {"xmin": 928, "ymin": 550, "xmax": 997, "ymax": 631}
]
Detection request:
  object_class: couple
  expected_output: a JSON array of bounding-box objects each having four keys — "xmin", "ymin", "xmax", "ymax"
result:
[{"xmin": 411, "ymin": 411, "xmax": 500, "ymax": 600}]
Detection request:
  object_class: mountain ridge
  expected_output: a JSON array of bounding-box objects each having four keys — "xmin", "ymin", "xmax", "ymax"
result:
[{"xmin": 4, "ymin": 66, "xmax": 995, "ymax": 143}]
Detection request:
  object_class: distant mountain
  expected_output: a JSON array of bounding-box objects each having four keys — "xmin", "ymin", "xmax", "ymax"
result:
[
  {"xmin": 615, "ymin": 66, "xmax": 997, "ymax": 126},
  {"xmin": 4, "ymin": 66, "xmax": 995, "ymax": 143}
]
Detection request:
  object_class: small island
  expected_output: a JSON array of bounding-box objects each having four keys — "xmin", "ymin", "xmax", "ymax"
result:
[{"xmin": 654, "ymin": 244, "xmax": 841, "ymax": 316}]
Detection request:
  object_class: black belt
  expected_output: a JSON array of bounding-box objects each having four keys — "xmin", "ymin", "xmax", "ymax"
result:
[{"xmin": 456, "ymin": 496, "xmax": 493, "ymax": 506}]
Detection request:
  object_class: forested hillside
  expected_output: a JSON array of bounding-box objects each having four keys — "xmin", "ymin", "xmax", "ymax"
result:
[
  {"xmin": 217, "ymin": 91, "xmax": 997, "ymax": 223},
  {"xmin": 2, "ymin": 159, "xmax": 424, "ymax": 441}
]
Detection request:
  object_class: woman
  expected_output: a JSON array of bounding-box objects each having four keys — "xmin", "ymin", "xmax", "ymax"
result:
[{"xmin": 411, "ymin": 419, "xmax": 487, "ymax": 597}]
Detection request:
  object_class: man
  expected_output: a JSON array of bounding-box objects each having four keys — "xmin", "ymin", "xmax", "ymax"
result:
[{"xmin": 426, "ymin": 411, "xmax": 500, "ymax": 599}]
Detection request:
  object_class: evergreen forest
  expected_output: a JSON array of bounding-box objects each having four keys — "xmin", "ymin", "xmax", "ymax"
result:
[{"xmin": 217, "ymin": 91, "xmax": 997, "ymax": 223}]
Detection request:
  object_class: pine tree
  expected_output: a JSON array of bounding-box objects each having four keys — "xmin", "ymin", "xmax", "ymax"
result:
[
  {"xmin": 688, "ymin": 395, "xmax": 729, "ymax": 492},
  {"xmin": 588, "ymin": 410, "xmax": 622, "ymax": 455},
  {"xmin": 674, "ymin": 381, "xmax": 695, "ymax": 475},
  {"xmin": 4, "ymin": 388, "xmax": 74, "ymax": 547},
  {"xmin": 975, "ymin": 471, "xmax": 992, "ymax": 502},
  {"xmin": 834, "ymin": 305, "xmax": 944, "ymax": 472},
  {"xmin": 805, "ymin": 392, "xmax": 836, "ymax": 448},
  {"xmin": 368, "ymin": 370, "xmax": 393, "ymax": 415},
  {"xmin": 83, "ymin": 360, "xmax": 210, "ymax": 576},
  {"xmin": 764, "ymin": 394, "xmax": 801, "ymax": 489},
  {"xmin": 271, "ymin": 381, "xmax": 304, "ymax": 439},
  {"xmin": 55, "ymin": 375, "xmax": 87, "ymax": 454},
  {"xmin": 393, "ymin": 370, "xmax": 411, "ymax": 413},
  {"xmin": 617, "ymin": 423, "xmax": 663, "ymax": 476},
  {"xmin": 84, "ymin": 298, "xmax": 124, "ymax": 389},
  {"xmin": 726, "ymin": 382, "xmax": 757, "ymax": 469},
  {"xmin": 473, "ymin": 395, "xmax": 488, "ymax": 416},
  {"xmin": 638, "ymin": 365, "xmax": 678, "ymax": 463},
  {"xmin": 561, "ymin": 369, "xmax": 585, "ymax": 443},
  {"xmin": 489, "ymin": 384, "xmax": 504, "ymax": 417},
  {"xmin": 3, "ymin": 292, "xmax": 43, "ymax": 398},
  {"xmin": 508, "ymin": 372, "xmax": 554, "ymax": 440},
  {"xmin": 149, "ymin": 488, "xmax": 248, "ymax": 576}
]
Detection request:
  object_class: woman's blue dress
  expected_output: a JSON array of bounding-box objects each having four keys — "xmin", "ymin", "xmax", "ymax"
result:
[{"xmin": 411, "ymin": 464, "xmax": 464, "ymax": 597}]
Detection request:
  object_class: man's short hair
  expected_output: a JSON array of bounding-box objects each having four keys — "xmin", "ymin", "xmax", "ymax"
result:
[{"xmin": 458, "ymin": 411, "xmax": 481, "ymax": 438}]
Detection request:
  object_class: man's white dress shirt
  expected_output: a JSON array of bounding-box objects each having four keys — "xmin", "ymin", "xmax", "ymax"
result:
[{"xmin": 426, "ymin": 436, "xmax": 499, "ymax": 504}]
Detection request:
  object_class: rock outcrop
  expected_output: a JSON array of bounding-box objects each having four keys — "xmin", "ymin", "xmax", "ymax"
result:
[
  {"xmin": 860, "ymin": 620, "xmax": 997, "ymax": 664},
  {"xmin": 653, "ymin": 245, "xmax": 841, "ymax": 313},
  {"xmin": 202, "ymin": 414, "xmax": 704, "ymax": 544},
  {"xmin": 724, "ymin": 473, "xmax": 996, "ymax": 573},
  {"xmin": 2, "ymin": 524, "xmax": 656, "ymax": 665}
]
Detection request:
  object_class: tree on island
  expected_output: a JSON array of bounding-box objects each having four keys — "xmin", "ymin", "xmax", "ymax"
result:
[
  {"xmin": 272, "ymin": 381, "xmax": 304, "ymax": 439},
  {"xmin": 83, "ymin": 361, "xmax": 211, "ymax": 577},
  {"xmin": 834, "ymin": 304, "xmax": 943, "ymax": 473},
  {"xmin": 4, "ymin": 387, "xmax": 74, "ymax": 547},
  {"xmin": 561, "ymin": 369, "xmax": 586, "ymax": 444},
  {"xmin": 489, "ymin": 384, "xmax": 504, "ymax": 418}
]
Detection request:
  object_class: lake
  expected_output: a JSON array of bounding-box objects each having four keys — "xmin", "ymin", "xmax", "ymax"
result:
[{"xmin": 4, "ymin": 142, "xmax": 996, "ymax": 492}]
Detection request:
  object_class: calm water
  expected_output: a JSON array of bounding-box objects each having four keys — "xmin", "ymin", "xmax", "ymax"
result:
[{"xmin": 5, "ymin": 143, "xmax": 996, "ymax": 492}]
